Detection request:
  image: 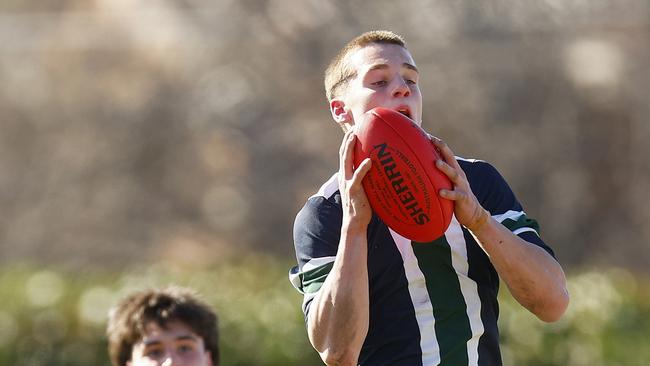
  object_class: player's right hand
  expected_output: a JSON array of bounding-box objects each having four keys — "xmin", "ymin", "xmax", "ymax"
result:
[{"xmin": 338, "ymin": 130, "xmax": 373, "ymax": 231}]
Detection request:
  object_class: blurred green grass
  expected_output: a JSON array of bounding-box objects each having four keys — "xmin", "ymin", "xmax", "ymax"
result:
[
  {"xmin": 0, "ymin": 257, "xmax": 648, "ymax": 365},
  {"xmin": 499, "ymin": 267, "xmax": 650, "ymax": 366}
]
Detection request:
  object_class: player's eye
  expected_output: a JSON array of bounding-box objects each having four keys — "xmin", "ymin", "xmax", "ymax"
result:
[
  {"xmin": 372, "ymin": 80, "xmax": 388, "ymax": 86},
  {"xmin": 144, "ymin": 347, "xmax": 165, "ymax": 359},
  {"xmin": 177, "ymin": 342, "xmax": 197, "ymax": 354}
]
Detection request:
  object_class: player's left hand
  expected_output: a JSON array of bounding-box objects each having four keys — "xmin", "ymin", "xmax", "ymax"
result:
[{"xmin": 429, "ymin": 136, "xmax": 490, "ymax": 233}]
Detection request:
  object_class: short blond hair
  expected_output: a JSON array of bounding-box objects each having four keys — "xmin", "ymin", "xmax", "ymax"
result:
[{"xmin": 324, "ymin": 30, "xmax": 407, "ymax": 101}]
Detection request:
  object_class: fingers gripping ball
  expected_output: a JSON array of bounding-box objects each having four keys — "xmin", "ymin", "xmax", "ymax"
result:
[{"xmin": 353, "ymin": 107, "xmax": 453, "ymax": 242}]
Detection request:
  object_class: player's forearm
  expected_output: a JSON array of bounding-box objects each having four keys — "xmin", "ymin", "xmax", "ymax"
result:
[
  {"xmin": 471, "ymin": 215, "xmax": 569, "ymax": 322},
  {"xmin": 308, "ymin": 225, "xmax": 369, "ymax": 365}
]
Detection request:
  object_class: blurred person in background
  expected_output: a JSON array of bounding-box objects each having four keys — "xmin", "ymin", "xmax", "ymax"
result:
[
  {"xmin": 106, "ymin": 286, "xmax": 219, "ymax": 366},
  {"xmin": 289, "ymin": 30, "xmax": 569, "ymax": 365}
]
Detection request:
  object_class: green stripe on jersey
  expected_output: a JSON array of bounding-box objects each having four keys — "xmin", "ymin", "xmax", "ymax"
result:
[
  {"xmin": 413, "ymin": 236, "xmax": 472, "ymax": 366},
  {"xmin": 500, "ymin": 213, "xmax": 539, "ymax": 233},
  {"xmin": 299, "ymin": 262, "xmax": 334, "ymax": 294}
]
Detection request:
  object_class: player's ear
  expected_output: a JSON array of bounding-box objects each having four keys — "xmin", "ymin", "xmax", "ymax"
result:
[{"xmin": 330, "ymin": 99, "xmax": 352, "ymax": 127}]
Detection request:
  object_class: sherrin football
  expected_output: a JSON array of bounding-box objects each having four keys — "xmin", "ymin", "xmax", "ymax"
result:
[{"xmin": 353, "ymin": 107, "xmax": 454, "ymax": 242}]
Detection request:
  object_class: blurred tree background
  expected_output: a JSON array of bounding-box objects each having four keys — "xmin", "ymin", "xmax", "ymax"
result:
[{"xmin": 0, "ymin": 0, "xmax": 649, "ymax": 365}]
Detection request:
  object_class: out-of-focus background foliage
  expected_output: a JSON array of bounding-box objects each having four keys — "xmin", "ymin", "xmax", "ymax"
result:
[{"xmin": 0, "ymin": 0, "xmax": 649, "ymax": 365}]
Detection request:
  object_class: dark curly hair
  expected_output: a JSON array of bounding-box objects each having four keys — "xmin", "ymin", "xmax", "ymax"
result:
[{"xmin": 106, "ymin": 286, "xmax": 219, "ymax": 366}]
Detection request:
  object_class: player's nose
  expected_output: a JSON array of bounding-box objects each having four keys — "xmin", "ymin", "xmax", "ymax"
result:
[{"xmin": 392, "ymin": 78, "xmax": 410, "ymax": 98}]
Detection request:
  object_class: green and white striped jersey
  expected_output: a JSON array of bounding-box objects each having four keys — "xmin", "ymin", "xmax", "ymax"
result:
[{"xmin": 290, "ymin": 158, "xmax": 555, "ymax": 365}]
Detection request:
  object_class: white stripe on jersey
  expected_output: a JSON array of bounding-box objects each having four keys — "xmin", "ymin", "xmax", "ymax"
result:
[
  {"xmin": 456, "ymin": 156, "xmax": 485, "ymax": 163},
  {"xmin": 310, "ymin": 173, "xmax": 339, "ymax": 200},
  {"xmin": 390, "ymin": 229, "xmax": 441, "ymax": 366},
  {"xmin": 513, "ymin": 227, "xmax": 538, "ymax": 235},
  {"xmin": 492, "ymin": 209, "xmax": 525, "ymax": 223},
  {"xmin": 445, "ymin": 216, "xmax": 484, "ymax": 366},
  {"xmin": 303, "ymin": 256, "xmax": 336, "ymax": 272},
  {"xmin": 492, "ymin": 210, "xmax": 540, "ymax": 236}
]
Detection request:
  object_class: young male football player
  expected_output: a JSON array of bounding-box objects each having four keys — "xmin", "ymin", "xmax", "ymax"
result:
[
  {"xmin": 107, "ymin": 286, "xmax": 219, "ymax": 366},
  {"xmin": 290, "ymin": 30, "xmax": 569, "ymax": 366}
]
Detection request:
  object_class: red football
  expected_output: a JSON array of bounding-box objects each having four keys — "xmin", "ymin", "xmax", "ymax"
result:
[{"xmin": 353, "ymin": 107, "xmax": 454, "ymax": 242}]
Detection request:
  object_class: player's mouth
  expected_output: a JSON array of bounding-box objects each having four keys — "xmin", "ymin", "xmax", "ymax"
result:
[{"xmin": 395, "ymin": 106, "xmax": 412, "ymax": 119}]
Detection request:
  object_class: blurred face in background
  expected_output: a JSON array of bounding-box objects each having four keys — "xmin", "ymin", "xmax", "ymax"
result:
[
  {"xmin": 330, "ymin": 43, "xmax": 423, "ymax": 130},
  {"xmin": 128, "ymin": 321, "xmax": 213, "ymax": 366}
]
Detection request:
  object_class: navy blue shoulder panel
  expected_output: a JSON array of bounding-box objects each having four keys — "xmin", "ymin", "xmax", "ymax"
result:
[
  {"xmin": 458, "ymin": 159, "xmax": 555, "ymax": 257},
  {"xmin": 293, "ymin": 194, "xmax": 342, "ymax": 269}
]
